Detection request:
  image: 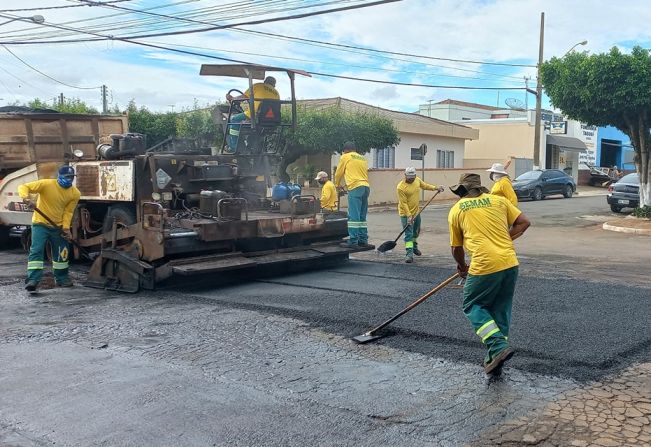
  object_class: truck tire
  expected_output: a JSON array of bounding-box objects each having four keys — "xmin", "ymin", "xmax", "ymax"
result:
[
  {"xmin": 102, "ymin": 204, "xmax": 137, "ymax": 234},
  {"xmin": 0, "ymin": 225, "xmax": 10, "ymax": 249}
]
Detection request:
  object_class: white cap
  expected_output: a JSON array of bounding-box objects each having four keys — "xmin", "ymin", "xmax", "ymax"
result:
[
  {"xmin": 404, "ymin": 167, "xmax": 417, "ymax": 178},
  {"xmin": 486, "ymin": 163, "xmax": 508, "ymax": 175},
  {"xmin": 315, "ymin": 171, "xmax": 328, "ymax": 180}
]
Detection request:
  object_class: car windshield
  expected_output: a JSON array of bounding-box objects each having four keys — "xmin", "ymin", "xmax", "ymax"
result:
[
  {"xmin": 515, "ymin": 171, "xmax": 542, "ymax": 181},
  {"xmin": 617, "ymin": 173, "xmax": 639, "ymax": 184}
]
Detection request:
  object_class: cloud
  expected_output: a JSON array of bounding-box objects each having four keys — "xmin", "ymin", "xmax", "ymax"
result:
[{"xmin": 1, "ymin": 0, "xmax": 651, "ymax": 112}]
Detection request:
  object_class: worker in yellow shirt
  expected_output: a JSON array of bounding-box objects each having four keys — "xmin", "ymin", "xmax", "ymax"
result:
[
  {"xmin": 18, "ymin": 166, "xmax": 81, "ymax": 291},
  {"xmin": 225, "ymin": 76, "xmax": 280, "ymax": 152},
  {"xmin": 334, "ymin": 141, "xmax": 373, "ymax": 249},
  {"xmin": 487, "ymin": 160, "xmax": 518, "ymax": 207},
  {"xmin": 397, "ymin": 167, "xmax": 444, "ymax": 263},
  {"xmin": 448, "ymin": 173, "xmax": 530, "ymax": 375},
  {"xmin": 315, "ymin": 171, "xmax": 337, "ymax": 211}
]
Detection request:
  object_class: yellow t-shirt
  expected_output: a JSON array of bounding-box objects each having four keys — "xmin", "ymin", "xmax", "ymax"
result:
[
  {"xmin": 243, "ymin": 82, "xmax": 280, "ymax": 118},
  {"xmin": 490, "ymin": 176, "xmax": 518, "ymax": 207},
  {"xmin": 448, "ymin": 193, "xmax": 521, "ymax": 276},
  {"xmin": 320, "ymin": 180, "xmax": 337, "ymax": 210},
  {"xmin": 17, "ymin": 179, "xmax": 81, "ymax": 229},
  {"xmin": 334, "ymin": 152, "xmax": 369, "ymax": 191},
  {"xmin": 397, "ymin": 177, "xmax": 437, "ymax": 217}
]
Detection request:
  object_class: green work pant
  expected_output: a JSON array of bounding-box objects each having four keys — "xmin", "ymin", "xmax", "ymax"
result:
[
  {"xmin": 27, "ymin": 224, "xmax": 70, "ymax": 284},
  {"xmin": 346, "ymin": 186, "xmax": 369, "ymax": 245},
  {"xmin": 462, "ymin": 266, "xmax": 518, "ymax": 362},
  {"xmin": 400, "ymin": 215, "xmax": 420, "ymax": 255}
]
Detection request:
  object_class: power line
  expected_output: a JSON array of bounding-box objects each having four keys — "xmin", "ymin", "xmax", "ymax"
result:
[
  {"xmin": 0, "ymin": 0, "xmax": 403, "ymax": 43},
  {"xmin": 1, "ymin": 45, "xmax": 101, "ymax": 89},
  {"xmin": 0, "ymin": 0, "xmax": 135, "ymax": 13},
  {"xmin": 15, "ymin": 0, "xmax": 528, "ymax": 81}
]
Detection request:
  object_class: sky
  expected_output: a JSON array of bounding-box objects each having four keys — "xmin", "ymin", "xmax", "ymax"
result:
[{"xmin": 0, "ymin": 0, "xmax": 650, "ymax": 114}]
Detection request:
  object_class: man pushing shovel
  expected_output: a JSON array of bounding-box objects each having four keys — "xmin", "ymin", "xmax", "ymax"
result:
[{"xmin": 447, "ymin": 173, "xmax": 530, "ymax": 375}]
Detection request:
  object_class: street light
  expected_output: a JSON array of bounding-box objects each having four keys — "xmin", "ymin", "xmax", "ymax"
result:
[
  {"xmin": 0, "ymin": 15, "xmax": 45, "ymax": 27},
  {"xmin": 563, "ymin": 40, "xmax": 588, "ymax": 57}
]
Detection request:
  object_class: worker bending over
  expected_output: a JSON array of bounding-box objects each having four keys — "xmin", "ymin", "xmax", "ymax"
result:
[
  {"xmin": 397, "ymin": 167, "xmax": 444, "ymax": 263},
  {"xmin": 487, "ymin": 159, "xmax": 518, "ymax": 207},
  {"xmin": 18, "ymin": 166, "xmax": 81, "ymax": 291},
  {"xmin": 448, "ymin": 173, "xmax": 530, "ymax": 375},
  {"xmin": 334, "ymin": 141, "xmax": 373, "ymax": 249},
  {"xmin": 315, "ymin": 171, "xmax": 337, "ymax": 211}
]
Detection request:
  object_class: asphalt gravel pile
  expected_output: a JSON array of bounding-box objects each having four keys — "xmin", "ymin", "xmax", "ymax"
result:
[{"xmin": 180, "ymin": 260, "xmax": 651, "ymax": 382}]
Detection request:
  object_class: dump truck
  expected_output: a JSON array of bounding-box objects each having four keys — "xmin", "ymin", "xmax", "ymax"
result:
[
  {"xmin": 0, "ymin": 110, "xmax": 127, "ymax": 247},
  {"xmin": 1, "ymin": 65, "xmax": 363, "ymax": 292}
]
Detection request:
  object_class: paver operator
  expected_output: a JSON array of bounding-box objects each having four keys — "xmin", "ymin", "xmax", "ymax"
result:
[
  {"xmin": 18, "ymin": 166, "xmax": 81, "ymax": 291},
  {"xmin": 487, "ymin": 160, "xmax": 518, "ymax": 207},
  {"xmin": 315, "ymin": 171, "xmax": 337, "ymax": 211},
  {"xmin": 225, "ymin": 76, "xmax": 280, "ymax": 152},
  {"xmin": 334, "ymin": 141, "xmax": 373, "ymax": 249},
  {"xmin": 447, "ymin": 173, "xmax": 530, "ymax": 375},
  {"xmin": 397, "ymin": 167, "xmax": 444, "ymax": 263}
]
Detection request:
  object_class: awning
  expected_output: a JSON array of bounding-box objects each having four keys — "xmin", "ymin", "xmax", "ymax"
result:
[{"xmin": 546, "ymin": 134, "xmax": 588, "ymax": 152}]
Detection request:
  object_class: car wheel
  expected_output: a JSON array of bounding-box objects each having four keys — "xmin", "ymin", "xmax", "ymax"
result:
[
  {"xmin": 562, "ymin": 184, "xmax": 573, "ymax": 198},
  {"xmin": 532, "ymin": 187, "xmax": 543, "ymax": 201},
  {"xmin": 610, "ymin": 204, "xmax": 622, "ymax": 213}
]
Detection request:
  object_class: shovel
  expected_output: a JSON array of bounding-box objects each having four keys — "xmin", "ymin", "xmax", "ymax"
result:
[
  {"xmin": 32, "ymin": 206, "xmax": 89, "ymax": 256},
  {"xmin": 352, "ymin": 272, "xmax": 460, "ymax": 344},
  {"xmin": 376, "ymin": 190, "xmax": 441, "ymax": 253}
]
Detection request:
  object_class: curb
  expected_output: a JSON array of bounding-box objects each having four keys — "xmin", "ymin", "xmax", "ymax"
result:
[{"xmin": 602, "ymin": 222, "xmax": 651, "ymax": 235}]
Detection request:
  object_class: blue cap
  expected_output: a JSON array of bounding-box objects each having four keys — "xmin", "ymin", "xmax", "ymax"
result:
[{"xmin": 58, "ymin": 165, "xmax": 75, "ymax": 177}]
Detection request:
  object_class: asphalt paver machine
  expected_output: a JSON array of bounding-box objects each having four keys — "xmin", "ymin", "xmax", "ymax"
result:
[{"xmin": 81, "ymin": 64, "xmax": 363, "ymax": 292}]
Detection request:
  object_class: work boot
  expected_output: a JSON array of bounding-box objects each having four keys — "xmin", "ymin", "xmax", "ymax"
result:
[
  {"xmin": 357, "ymin": 242, "xmax": 375, "ymax": 250},
  {"xmin": 484, "ymin": 347, "xmax": 514, "ymax": 375},
  {"xmin": 412, "ymin": 247, "xmax": 422, "ymax": 256},
  {"xmin": 405, "ymin": 254, "xmax": 414, "ymax": 264},
  {"xmin": 56, "ymin": 279, "xmax": 74, "ymax": 288},
  {"xmin": 24, "ymin": 281, "xmax": 38, "ymax": 292}
]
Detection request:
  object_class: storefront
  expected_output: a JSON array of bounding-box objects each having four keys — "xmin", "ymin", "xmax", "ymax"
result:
[{"xmin": 545, "ymin": 135, "xmax": 588, "ymax": 181}]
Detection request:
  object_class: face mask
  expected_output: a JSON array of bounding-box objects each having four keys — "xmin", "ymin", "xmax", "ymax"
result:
[
  {"xmin": 318, "ymin": 179, "xmax": 326, "ymax": 185},
  {"xmin": 57, "ymin": 175, "xmax": 73, "ymax": 188},
  {"xmin": 405, "ymin": 177, "xmax": 415, "ymax": 184}
]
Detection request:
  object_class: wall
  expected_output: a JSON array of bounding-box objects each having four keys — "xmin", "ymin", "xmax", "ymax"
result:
[
  {"xmin": 329, "ymin": 168, "xmax": 492, "ymax": 207},
  {"xmin": 462, "ymin": 120, "xmax": 535, "ymax": 160},
  {"xmin": 331, "ymin": 132, "xmax": 466, "ymax": 172},
  {"xmin": 597, "ymin": 126, "xmax": 635, "ymax": 170},
  {"xmin": 419, "ymin": 104, "xmax": 492, "ymax": 121}
]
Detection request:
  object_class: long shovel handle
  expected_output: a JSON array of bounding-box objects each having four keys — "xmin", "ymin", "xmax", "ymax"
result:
[
  {"xmin": 392, "ymin": 190, "xmax": 441, "ymax": 243},
  {"xmin": 363, "ymin": 272, "xmax": 460, "ymax": 336},
  {"xmin": 33, "ymin": 206, "xmax": 87, "ymax": 254}
]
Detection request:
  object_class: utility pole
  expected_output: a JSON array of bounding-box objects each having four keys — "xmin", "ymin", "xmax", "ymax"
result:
[
  {"xmin": 101, "ymin": 85, "xmax": 108, "ymax": 114},
  {"xmin": 524, "ymin": 76, "xmax": 530, "ymax": 110},
  {"xmin": 532, "ymin": 12, "xmax": 545, "ymax": 169},
  {"xmin": 59, "ymin": 92, "xmax": 64, "ymax": 108}
]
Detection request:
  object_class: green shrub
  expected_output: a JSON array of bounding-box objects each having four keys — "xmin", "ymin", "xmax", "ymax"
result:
[{"xmin": 633, "ymin": 206, "xmax": 651, "ymax": 218}]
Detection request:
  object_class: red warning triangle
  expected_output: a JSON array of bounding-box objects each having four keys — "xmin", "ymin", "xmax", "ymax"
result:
[{"xmin": 264, "ymin": 108, "xmax": 276, "ymax": 119}]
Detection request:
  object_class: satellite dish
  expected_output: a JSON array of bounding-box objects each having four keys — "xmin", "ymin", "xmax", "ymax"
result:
[{"xmin": 505, "ymin": 98, "xmax": 526, "ymax": 110}]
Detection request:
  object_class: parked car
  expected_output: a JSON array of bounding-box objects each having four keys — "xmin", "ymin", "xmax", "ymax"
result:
[
  {"xmin": 606, "ymin": 173, "xmax": 639, "ymax": 213},
  {"xmin": 512, "ymin": 169, "xmax": 576, "ymax": 201}
]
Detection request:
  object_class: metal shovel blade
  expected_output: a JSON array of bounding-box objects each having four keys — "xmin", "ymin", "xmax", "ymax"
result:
[
  {"xmin": 352, "ymin": 333, "xmax": 385, "ymax": 344},
  {"xmin": 376, "ymin": 240, "xmax": 397, "ymax": 253}
]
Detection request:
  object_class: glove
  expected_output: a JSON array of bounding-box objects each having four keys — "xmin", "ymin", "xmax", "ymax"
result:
[
  {"xmin": 62, "ymin": 229, "xmax": 72, "ymax": 242},
  {"xmin": 437, "ymin": 185, "xmax": 445, "ymax": 193},
  {"xmin": 22, "ymin": 197, "xmax": 34, "ymax": 210},
  {"xmin": 457, "ymin": 263, "xmax": 469, "ymax": 279}
]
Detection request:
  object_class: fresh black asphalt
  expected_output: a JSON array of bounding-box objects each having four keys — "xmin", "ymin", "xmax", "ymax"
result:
[{"xmin": 176, "ymin": 259, "xmax": 651, "ymax": 382}]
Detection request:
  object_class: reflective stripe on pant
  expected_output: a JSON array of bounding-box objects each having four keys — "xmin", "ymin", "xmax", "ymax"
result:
[
  {"xmin": 27, "ymin": 224, "xmax": 71, "ymax": 284},
  {"xmin": 400, "ymin": 215, "xmax": 420, "ymax": 255},
  {"xmin": 462, "ymin": 266, "xmax": 518, "ymax": 360},
  {"xmin": 227, "ymin": 112, "xmax": 247, "ymax": 153},
  {"xmin": 346, "ymin": 186, "xmax": 370, "ymax": 245}
]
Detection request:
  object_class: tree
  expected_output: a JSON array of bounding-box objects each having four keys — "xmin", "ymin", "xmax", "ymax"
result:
[
  {"xmin": 176, "ymin": 100, "xmax": 222, "ymax": 148},
  {"xmin": 278, "ymin": 107, "xmax": 399, "ymax": 181},
  {"xmin": 541, "ymin": 46, "xmax": 651, "ymax": 208},
  {"xmin": 126, "ymin": 100, "xmax": 178, "ymax": 147}
]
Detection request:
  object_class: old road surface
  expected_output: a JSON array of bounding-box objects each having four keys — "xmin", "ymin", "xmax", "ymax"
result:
[{"xmin": 1, "ymin": 196, "xmax": 650, "ymax": 446}]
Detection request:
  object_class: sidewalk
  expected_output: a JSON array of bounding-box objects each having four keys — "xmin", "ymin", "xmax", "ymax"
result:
[
  {"xmin": 603, "ymin": 216, "xmax": 651, "ymax": 235},
  {"xmin": 575, "ymin": 186, "xmax": 609, "ymax": 197}
]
